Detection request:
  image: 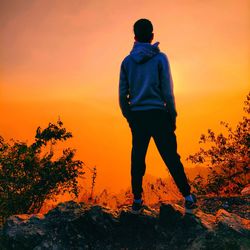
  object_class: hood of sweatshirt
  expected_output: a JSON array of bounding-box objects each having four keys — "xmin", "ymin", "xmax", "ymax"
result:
[{"xmin": 130, "ymin": 41, "xmax": 160, "ymax": 64}]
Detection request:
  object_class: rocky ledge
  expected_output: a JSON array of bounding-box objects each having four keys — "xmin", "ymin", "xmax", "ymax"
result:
[{"xmin": 0, "ymin": 199, "xmax": 249, "ymax": 250}]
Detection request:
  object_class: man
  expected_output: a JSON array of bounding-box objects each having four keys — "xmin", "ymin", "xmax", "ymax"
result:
[{"xmin": 119, "ymin": 18, "xmax": 197, "ymax": 214}]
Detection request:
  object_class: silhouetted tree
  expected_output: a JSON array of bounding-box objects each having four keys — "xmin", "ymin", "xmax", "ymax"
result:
[
  {"xmin": 187, "ymin": 92, "xmax": 250, "ymax": 195},
  {"xmin": 0, "ymin": 119, "xmax": 85, "ymax": 218}
]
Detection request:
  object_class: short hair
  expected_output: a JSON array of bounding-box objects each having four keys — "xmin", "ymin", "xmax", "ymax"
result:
[{"xmin": 133, "ymin": 18, "xmax": 153, "ymax": 43}]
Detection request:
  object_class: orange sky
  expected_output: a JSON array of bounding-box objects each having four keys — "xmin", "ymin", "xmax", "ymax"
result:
[{"xmin": 0, "ymin": 0, "xmax": 249, "ymax": 195}]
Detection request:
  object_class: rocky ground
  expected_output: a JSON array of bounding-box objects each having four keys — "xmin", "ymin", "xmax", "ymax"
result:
[{"xmin": 0, "ymin": 196, "xmax": 249, "ymax": 250}]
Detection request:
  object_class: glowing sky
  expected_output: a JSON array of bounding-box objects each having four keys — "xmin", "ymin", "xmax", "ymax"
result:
[{"xmin": 0, "ymin": 0, "xmax": 249, "ymax": 194}]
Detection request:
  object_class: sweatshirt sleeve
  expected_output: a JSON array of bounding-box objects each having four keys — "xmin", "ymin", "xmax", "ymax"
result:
[
  {"xmin": 119, "ymin": 60, "xmax": 131, "ymax": 118},
  {"xmin": 159, "ymin": 53, "xmax": 177, "ymax": 117}
]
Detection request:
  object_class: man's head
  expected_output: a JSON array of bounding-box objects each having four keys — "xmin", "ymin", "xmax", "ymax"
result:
[{"xmin": 133, "ymin": 18, "xmax": 154, "ymax": 43}]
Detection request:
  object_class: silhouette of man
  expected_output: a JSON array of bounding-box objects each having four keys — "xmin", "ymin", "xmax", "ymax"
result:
[{"xmin": 119, "ymin": 18, "xmax": 197, "ymax": 214}]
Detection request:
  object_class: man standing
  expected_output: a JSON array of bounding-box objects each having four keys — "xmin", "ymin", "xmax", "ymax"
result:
[{"xmin": 119, "ymin": 18, "xmax": 197, "ymax": 214}]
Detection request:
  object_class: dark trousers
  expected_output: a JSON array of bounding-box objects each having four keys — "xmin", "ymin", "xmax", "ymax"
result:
[{"xmin": 128, "ymin": 109, "xmax": 191, "ymax": 200}]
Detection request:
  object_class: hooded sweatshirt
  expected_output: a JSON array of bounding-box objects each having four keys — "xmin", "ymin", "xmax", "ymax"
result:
[{"xmin": 119, "ymin": 41, "xmax": 177, "ymax": 119}]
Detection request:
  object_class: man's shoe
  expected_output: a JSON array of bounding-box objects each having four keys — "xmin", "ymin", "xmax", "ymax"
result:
[
  {"xmin": 131, "ymin": 199, "xmax": 144, "ymax": 214},
  {"xmin": 185, "ymin": 193, "xmax": 198, "ymax": 214}
]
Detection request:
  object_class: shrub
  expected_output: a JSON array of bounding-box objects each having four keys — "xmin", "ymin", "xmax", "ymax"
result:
[
  {"xmin": 187, "ymin": 92, "xmax": 250, "ymax": 195},
  {"xmin": 0, "ymin": 119, "xmax": 85, "ymax": 218}
]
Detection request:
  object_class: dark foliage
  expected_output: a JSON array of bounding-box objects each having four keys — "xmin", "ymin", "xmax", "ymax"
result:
[
  {"xmin": 187, "ymin": 92, "xmax": 250, "ymax": 195},
  {"xmin": 0, "ymin": 119, "xmax": 85, "ymax": 217}
]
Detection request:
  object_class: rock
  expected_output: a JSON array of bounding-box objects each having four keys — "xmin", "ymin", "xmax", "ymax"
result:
[
  {"xmin": 195, "ymin": 210, "xmax": 217, "ymax": 230},
  {"xmin": 241, "ymin": 185, "xmax": 250, "ymax": 196},
  {"xmin": 117, "ymin": 208, "xmax": 159, "ymax": 248},
  {"xmin": 187, "ymin": 209, "xmax": 250, "ymax": 250},
  {"xmin": 0, "ymin": 199, "xmax": 249, "ymax": 249},
  {"xmin": 216, "ymin": 209, "xmax": 250, "ymax": 236},
  {"xmin": 78, "ymin": 205, "xmax": 119, "ymax": 241},
  {"xmin": 187, "ymin": 230, "xmax": 250, "ymax": 250},
  {"xmin": 2, "ymin": 213, "xmax": 46, "ymax": 249},
  {"xmin": 159, "ymin": 203, "xmax": 182, "ymax": 228}
]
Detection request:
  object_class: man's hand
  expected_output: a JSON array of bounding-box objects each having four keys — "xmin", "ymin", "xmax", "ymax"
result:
[
  {"xmin": 165, "ymin": 108, "xmax": 177, "ymax": 131},
  {"xmin": 170, "ymin": 113, "xmax": 176, "ymax": 131},
  {"xmin": 123, "ymin": 110, "xmax": 133, "ymax": 124}
]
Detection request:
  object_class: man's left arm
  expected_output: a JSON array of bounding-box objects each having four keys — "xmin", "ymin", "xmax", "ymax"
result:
[{"xmin": 119, "ymin": 60, "xmax": 131, "ymax": 121}]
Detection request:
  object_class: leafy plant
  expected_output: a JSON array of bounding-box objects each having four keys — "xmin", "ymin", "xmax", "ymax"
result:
[
  {"xmin": 0, "ymin": 118, "xmax": 85, "ymax": 218},
  {"xmin": 186, "ymin": 92, "xmax": 250, "ymax": 195}
]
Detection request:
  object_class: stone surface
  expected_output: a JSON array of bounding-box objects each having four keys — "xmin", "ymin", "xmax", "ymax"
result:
[
  {"xmin": 0, "ymin": 199, "xmax": 249, "ymax": 250},
  {"xmin": 241, "ymin": 185, "xmax": 250, "ymax": 196}
]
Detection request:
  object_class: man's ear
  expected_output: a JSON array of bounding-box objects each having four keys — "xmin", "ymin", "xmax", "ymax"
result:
[{"xmin": 151, "ymin": 33, "xmax": 154, "ymax": 41}]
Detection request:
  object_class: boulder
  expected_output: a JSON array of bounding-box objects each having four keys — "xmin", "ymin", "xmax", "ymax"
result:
[
  {"xmin": 241, "ymin": 185, "xmax": 250, "ymax": 196},
  {"xmin": 0, "ymin": 199, "xmax": 249, "ymax": 249}
]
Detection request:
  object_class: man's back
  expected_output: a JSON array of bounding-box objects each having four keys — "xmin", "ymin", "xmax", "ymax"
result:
[{"xmin": 119, "ymin": 41, "xmax": 177, "ymax": 119}]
